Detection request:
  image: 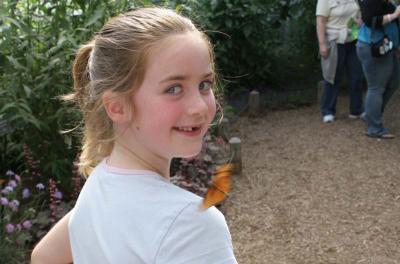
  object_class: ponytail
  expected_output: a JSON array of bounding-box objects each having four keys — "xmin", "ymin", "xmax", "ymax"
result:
[
  {"xmin": 70, "ymin": 41, "xmax": 94, "ymax": 109},
  {"xmin": 65, "ymin": 40, "xmax": 113, "ymax": 177}
]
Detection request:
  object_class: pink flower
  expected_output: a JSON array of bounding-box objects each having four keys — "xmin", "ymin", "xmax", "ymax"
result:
[
  {"xmin": 55, "ymin": 190, "xmax": 63, "ymax": 200},
  {"xmin": 36, "ymin": 183, "xmax": 45, "ymax": 190},
  {"xmin": 22, "ymin": 220, "xmax": 32, "ymax": 229},
  {"xmin": 0, "ymin": 197, "xmax": 8, "ymax": 205},
  {"xmin": 9, "ymin": 199, "xmax": 19, "ymax": 211},
  {"xmin": 5, "ymin": 223, "xmax": 15, "ymax": 233},
  {"xmin": 8, "ymin": 180, "xmax": 17, "ymax": 188},
  {"xmin": 1, "ymin": 186, "xmax": 13, "ymax": 194},
  {"xmin": 22, "ymin": 188, "xmax": 31, "ymax": 199},
  {"xmin": 14, "ymin": 174, "xmax": 21, "ymax": 182}
]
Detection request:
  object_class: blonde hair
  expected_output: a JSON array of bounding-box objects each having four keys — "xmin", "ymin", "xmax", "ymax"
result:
[{"xmin": 65, "ymin": 7, "xmax": 216, "ymax": 176}]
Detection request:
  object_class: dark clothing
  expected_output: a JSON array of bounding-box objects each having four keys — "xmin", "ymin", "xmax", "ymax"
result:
[
  {"xmin": 321, "ymin": 41, "xmax": 364, "ymax": 116},
  {"xmin": 359, "ymin": 0, "xmax": 396, "ymax": 28}
]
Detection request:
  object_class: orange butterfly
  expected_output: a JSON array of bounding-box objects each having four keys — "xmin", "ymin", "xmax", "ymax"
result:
[{"xmin": 200, "ymin": 164, "xmax": 234, "ymax": 210}]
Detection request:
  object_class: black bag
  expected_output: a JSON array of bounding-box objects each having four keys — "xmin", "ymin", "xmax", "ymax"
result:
[{"xmin": 371, "ymin": 35, "xmax": 394, "ymax": 57}]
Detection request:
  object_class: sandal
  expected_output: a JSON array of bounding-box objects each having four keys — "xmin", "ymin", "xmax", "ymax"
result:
[{"xmin": 365, "ymin": 133, "xmax": 395, "ymax": 139}]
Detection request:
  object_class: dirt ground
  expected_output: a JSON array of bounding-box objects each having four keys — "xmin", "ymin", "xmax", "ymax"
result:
[{"xmin": 223, "ymin": 91, "xmax": 400, "ymax": 264}]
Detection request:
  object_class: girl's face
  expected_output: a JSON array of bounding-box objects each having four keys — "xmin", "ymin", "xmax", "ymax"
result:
[{"xmin": 127, "ymin": 32, "xmax": 216, "ymax": 160}]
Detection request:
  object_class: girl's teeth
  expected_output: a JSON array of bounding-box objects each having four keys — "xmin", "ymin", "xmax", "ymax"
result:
[{"xmin": 175, "ymin": 126, "xmax": 200, "ymax": 132}]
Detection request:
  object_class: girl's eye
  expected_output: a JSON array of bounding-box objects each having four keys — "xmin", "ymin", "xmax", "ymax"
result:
[
  {"xmin": 199, "ymin": 81, "xmax": 213, "ymax": 92},
  {"xmin": 166, "ymin": 85, "xmax": 182, "ymax": 94}
]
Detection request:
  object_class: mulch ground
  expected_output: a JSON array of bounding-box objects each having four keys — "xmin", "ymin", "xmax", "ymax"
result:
[{"xmin": 223, "ymin": 91, "xmax": 400, "ymax": 264}]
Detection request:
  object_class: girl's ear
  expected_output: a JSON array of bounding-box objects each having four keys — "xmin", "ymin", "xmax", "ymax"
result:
[{"xmin": 102, "ymin": 91, "xmax": 132, "ymax": 124}]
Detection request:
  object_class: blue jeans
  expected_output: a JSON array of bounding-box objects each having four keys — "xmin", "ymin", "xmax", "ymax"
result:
[
  {"xmin": 356, "ymin": 41, "xmax": 400, "ymax": 136},
  {"xmin": 321, "ymin": 41, "xmax": 364, "ymax": 116}
]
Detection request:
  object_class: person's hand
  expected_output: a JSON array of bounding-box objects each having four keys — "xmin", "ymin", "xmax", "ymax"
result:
[{"xmin": 319, "ymin": 42, "xmax": 329, "ymax": 58}]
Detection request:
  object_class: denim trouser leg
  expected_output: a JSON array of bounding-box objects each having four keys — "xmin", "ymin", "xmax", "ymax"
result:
[
  {"xmin": 382, "ymin": 55, "xmax": 400, "ymax": 113},
  {"xmin": 356, "ymin": 42, "xmax": 399, "ymax": 136},
  {"xmin": 321, "ymin": 42, "xmax": 363, "ymax": 116},
  {"xmin": 345, "ymin": 43, "xmax": 364, "ymax": 115}
]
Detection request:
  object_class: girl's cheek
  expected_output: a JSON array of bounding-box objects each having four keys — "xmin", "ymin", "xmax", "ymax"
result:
[{"xmin": 208, "ymin": 94, "xmax": 217, "ymax": 119}]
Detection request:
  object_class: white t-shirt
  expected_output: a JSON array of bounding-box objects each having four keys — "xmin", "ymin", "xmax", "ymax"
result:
[
  {"xmin": 316, "ymin": 0, "xmax": 359, "ymax": 29},
  {"xmin": 316, "ymin": 0, "xmax": 360, "ymax": 43},
  {"xmin": 68, "ymin": 159, "xmax": 237, "ymax": 264}
]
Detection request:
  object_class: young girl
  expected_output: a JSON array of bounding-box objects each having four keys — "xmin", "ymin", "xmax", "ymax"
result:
[{"xmin": 31, "ymin": 7, "xmax": 237, "ymax": 264}]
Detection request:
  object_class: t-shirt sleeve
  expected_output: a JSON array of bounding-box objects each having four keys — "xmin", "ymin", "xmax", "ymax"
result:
[
  {"xmin": 316, "ymin": 0, "xmax": 330, "ymax": 17},
  {"xmin": 361, "ymin": 0, "xmax": 396, "ymax": 28},
  {"xmin": 155, "ymin": 202, "xmax": 237, "ymax": 264}
]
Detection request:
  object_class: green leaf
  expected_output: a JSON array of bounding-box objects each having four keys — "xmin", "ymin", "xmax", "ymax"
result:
[
  {"xmin": 210, "ymin": 0, "xmax": 218, "ymax": 11},
  {"xmin": 6, "ymin": 56, "xmax": 26, "ymax": 70},
  {"xmin": 0, "ymin": 102, "xmax": 18, "ymax": 113},
  {"xmin": 5, "ymin": 17, "xmax": 22, "ymax": 29},
  {"xmin": 243, "ymin": 26, "xmax": 252, "ymax": 38},
  {"xmin": 85, "ymin": 8, "xmax": 104, "ymax": 27},
  {"xmin": 16, "ymin": 232, "xmax": 33, "ymax": 245},
  {"xmin": 23, "ymin": 84, "xmax": 32, "ymax": 97}
]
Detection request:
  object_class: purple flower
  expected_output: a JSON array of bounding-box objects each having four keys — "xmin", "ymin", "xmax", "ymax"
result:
[
  {"xmin": 9, "ymin": 199, "xmax": 19, "ymax": 211},
  {"xmin": 5, "ymin": 223, "xmax": 15, "ymax": 233},
  {"xmin": 14, "ymin": 174, "xmax": 21, "ymax": 182},
  {"xmin": 22, "ymin": 220, "xmax": 32, "ymax": 229},
  {"xmin": 22, "ymin": 188, "xmax": 31, "ymax": 199},
  {"xmin": 36, "ymin": 183, "xmax": 45, "ymax": 190},
  {"xmin": 8, "ymin": 180, "xmax": 17, "ymax": 188},
  {"xmin": 55, "ymin": 190, "xmax": 63, "ymax": 200},
  {"xmin": 1, "ymin": 186, "xmax": 14, "ymax": 194},
  {"xmin": 5, "ymin": 170, "xmax": 14, "ymax": 176},
  {"xmin": 1, "ymin": 197, "xmax": 8, "ymax": 205}
]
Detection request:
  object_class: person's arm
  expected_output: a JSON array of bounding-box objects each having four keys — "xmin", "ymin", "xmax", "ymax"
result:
[
  {"xmin": 316, "ymin": 16, "xmax": 329, "ymax": 58},
  {"xmin": 31, "ymin": 211, "xmax": 73, "ymax": 264},
  {"xmin": 361, "ymin": 0, "xmax": 400, "ymax": 28}
]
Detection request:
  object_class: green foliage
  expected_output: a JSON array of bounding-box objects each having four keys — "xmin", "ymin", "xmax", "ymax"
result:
[
  {"xmin": 179, "ymin": 0, "xmax": 319, "ymax": 93},
  {"xmin": 0, "ymin": 0, "xmax": 135, "ymax": 182}
]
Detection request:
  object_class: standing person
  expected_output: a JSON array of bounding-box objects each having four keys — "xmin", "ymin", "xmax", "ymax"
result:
[
  {"xmin": 357, "ymin": 0, "xmax": 400, "ymax": 138},
  {"xmin": 316, "ymin": 0, "xmax": 364, "ymax": 123},
  {"xmin": 31, "ymin": 7, "xmax": 237, "ymax": 264}
]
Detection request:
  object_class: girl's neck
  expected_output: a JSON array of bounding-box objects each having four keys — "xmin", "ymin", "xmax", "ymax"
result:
[{"xmin": 107, "ymin": 142, "xmax": 171, "ymax": 179}]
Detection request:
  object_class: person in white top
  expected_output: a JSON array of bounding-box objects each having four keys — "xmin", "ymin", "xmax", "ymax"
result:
[
  {"xmin": 30, "ymin": 7, "xmax": 237, "ymax": 264},
  {"xmin": 316, "ymin": 0, "xmax": 364, "ymax": 123}
]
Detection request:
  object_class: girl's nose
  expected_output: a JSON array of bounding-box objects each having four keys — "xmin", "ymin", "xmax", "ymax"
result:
[{"xmin": 186, "ymin": 90, "xmax": 209, "ymax": 117}]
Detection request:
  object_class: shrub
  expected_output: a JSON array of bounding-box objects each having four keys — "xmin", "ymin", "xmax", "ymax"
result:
[
  {"xmin": 180, "ymin": 0, "xmax": 319, "ymax": 94},
  {"xmin": 0, "ymin": 170, "xmax": 72, "ymax": 263}
]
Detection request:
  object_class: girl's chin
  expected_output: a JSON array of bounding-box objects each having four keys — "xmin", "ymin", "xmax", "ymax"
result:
[
  {"xmin": 179, "ymin": 153, "xmax": 200, "ymax": 159},
  {"xmin": 174, "ymin": 147, "xmax": 202, "ymax": 159}
]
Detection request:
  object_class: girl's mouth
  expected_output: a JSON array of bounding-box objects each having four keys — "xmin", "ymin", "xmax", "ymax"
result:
[{"xmin": 173, "ymin": 125, "xmax": 202, "ymax": 136}]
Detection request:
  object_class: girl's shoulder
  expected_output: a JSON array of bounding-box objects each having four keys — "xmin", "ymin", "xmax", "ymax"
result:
[{"xmin": 155, "ymin": 202, "xmax": 235, "ymax": 263}]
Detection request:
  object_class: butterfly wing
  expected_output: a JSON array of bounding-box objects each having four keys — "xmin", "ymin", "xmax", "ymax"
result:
[
  {"xmin": 201, "ymin": 186, "xmax": 227, "ymax": 209},
  {"xmin": 200, "ymin": 164, "xmax": 234, "ymax": 210}
]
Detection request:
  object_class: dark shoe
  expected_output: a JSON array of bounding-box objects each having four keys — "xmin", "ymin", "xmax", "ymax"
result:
[{"xmin": 365, "ymin": 133, "xmax": 395, "ymax": 139}]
